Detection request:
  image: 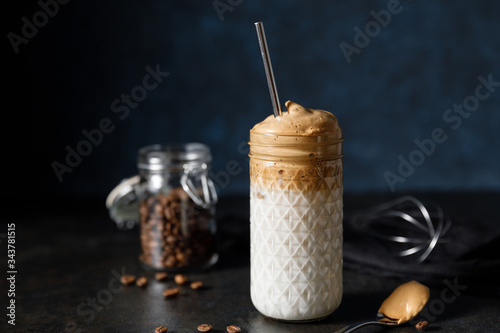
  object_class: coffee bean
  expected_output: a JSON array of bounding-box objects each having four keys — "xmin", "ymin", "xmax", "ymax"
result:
[
  {"xmin": 164, "ymin": 207, "xmax": 174, "ymax": 220},
  {"xmin": 136, "ymin": 276, "xmax": 148, "ymax": 287},
  {"xmin": 120, "ymin": 274, "xmax": 136, "ymax": 286},
  {"xmin": 164, "ymin": 255, "xmax": 177, "ymax": 267},
  {"xmin": 155, "ymin": 272, "xmax": 168, "ymax": 281},
  {"xmin": 190, "ymin": 281, "xmax": 203, "ymax": 290},
  {"xmin": 163, "ymin": 287, "xmax": 180, "ymax": 298},
  {"xmin": 176, "ymin": 252, "xmax": 187, "ymax": 263},
  {"xmin": 415, "ymin": 320, "xmax": 429, "ymax": 332},
  {"xmin": 153, "ymin": 203, "xmax": 163, "ymax": 216},
  {"xmin": 197, "ymin": 324, "xmax": 213, "ymax": 332},
  {"xmin": 226, "ymin": 325, "xmax": 241, "ymax": 333},
  {"xmin": 166, "ymin": 235, "xmax": 177, "ymax": 244},
  {"xmin": 155, "ymin": 326, "xmax": 168, "ymax": 333},
  {"xmin": 174, "ymin": 274, "xmax": 189, "ymax": 285}
]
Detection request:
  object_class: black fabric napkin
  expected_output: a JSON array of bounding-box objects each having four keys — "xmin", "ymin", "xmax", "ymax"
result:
[{"xmin": 343, "ymin": 196, "xmax": 500, "ymax": 296}]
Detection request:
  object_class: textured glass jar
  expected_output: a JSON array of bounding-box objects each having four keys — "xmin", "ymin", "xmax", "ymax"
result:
[
  {"xmin": 249, "ymin": 121, "xmax": 344, "ymax": 322},
  {"xmin": 107, "ymin": 143, "xmax": 218, "ymax": 272}
]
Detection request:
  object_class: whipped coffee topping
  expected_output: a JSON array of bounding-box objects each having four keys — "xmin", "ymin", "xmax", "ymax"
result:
[
  {"xmin": 378, "ymin": 280, "xmax": 430, "ymax": 324},
  {"xmin": 249, "ymin": 101, "xmax": 343, "ymax": 161},
  {"xmin": 250, "ymin": 100, "xmax": 341, "ymax": 137},
  {"xmin": 248, "ymin": 101, "xmax": 343, "ymax": 191}
]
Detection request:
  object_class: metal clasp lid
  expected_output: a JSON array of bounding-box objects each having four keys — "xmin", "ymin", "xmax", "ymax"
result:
[{"xmin": 180, "ymin": 162, "xmax": 218, "ymax": 209}]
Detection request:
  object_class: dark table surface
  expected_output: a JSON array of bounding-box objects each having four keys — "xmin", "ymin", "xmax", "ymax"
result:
[{"xmin": 1, "ymin": 192, "xmax": 499, "ymax": 333}]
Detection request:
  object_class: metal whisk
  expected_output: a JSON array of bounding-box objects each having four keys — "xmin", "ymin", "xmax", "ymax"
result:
[{"xmin": 349, "ymin": 195, "xmax": 452, "ymax": 263}]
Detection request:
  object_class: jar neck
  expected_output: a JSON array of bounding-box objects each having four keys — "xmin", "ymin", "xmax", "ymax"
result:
[
  {"xmin": 138, "ymin": 163, "xmax": 209, "ymax": 177},
  {"xmin": 248, "ymin": 132, "xmax": 344, "ymax": 161},
  {"xmin": 137, "ymin": 143, "xmax": 212, "ymax": 171}
]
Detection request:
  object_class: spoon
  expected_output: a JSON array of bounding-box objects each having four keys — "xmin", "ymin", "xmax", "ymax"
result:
[
  {"xmin": 335, "ymin": 314, "xmax": 399, "ymax": 333},
  {"xmin": 336, "ymin": 280, "xmax": 430, "ymax": 333}
]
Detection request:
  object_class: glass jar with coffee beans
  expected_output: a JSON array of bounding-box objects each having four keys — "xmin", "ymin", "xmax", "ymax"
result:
[{"xmin": 106, "ymin": 143, "xmax": 218, "ymax": 272}]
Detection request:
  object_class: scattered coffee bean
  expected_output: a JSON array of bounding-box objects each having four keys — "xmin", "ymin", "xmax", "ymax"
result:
[
  {"xmin": 155, "ymin": 326, "xmax": 168, "ymax": 333},
  {"xmin": 415, "ymin": 320, "xmax": 429, "ymax": 332},
  {"xmin": 174, "ymin": 274, "xmax": 189, "ymax": 285},
  {"xmin": 226, "ymin": 325, "xmax": 241, "ymax": 333},
  {"xmin": 197, "ymin": 324, "xmax": 213, "ymax": 332},
  {"xmin": 136, "ymin": 276, "xmax": 148, "ymax": 287},
  {"xmin": 163, "ymin": 287, "xmax": 180, "ymax": 298},
  {"xmin": 120, "ymin": 274, "xmax": 136, "ymax": 286},
  {"xmin": 155, "ymin": 272, "xmax": 168, "ymax": 281},
  {"xmin": 190, "ymin": 281, "xmax": 203, "ymax": 290}
]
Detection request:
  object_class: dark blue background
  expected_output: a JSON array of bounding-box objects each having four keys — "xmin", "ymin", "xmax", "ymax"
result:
[{"xmin": 6, "ymin": 0, "xmax": 500, "ymax": 198}]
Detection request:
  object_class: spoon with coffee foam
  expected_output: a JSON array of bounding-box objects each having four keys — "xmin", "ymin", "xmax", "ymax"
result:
[{"xmin": 337, "ymin": 280, "xmax": 430, "ymax": 333}]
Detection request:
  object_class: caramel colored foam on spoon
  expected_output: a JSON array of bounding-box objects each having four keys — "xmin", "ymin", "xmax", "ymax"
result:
[{"xmin": 378, "ymin": 280, "xmax": 430, "ymax": 324}]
